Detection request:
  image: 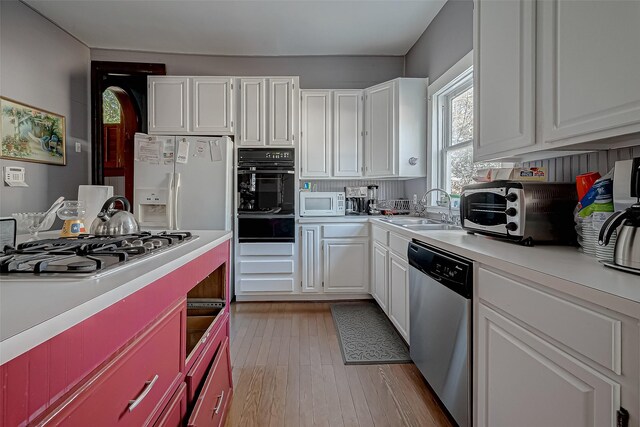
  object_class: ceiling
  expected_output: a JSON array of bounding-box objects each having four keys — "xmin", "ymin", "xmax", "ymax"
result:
[{"xmin": 24, "ymin": 0, "xmax": 447, "ymax": 56}]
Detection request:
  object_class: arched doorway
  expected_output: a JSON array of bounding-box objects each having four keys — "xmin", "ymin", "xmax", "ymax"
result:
[
  {"xmin": 102, "ymin": 86, "xmax": 138, "ymax": 203},
  {"xmin": 90, "ymin": 61, "xmax": 166, "ymax": 212}
]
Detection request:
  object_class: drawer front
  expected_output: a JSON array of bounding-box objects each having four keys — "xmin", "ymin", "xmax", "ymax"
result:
[
  {"xmin": 154, "ymin": 382, "xmax": 187, "ymax": 427},
  {"xmin": 387, "ymin": 232, "xmax": 409, "ymax": 258},
  {"xmin": 239, "ymin": 259, "xmax": 294, "ymax": 274},
  {"xmin": 371, "ymin": 225, "xmax": 389, "ymax": 245},
  {"xmin": 478, "ymin": 268, "xmax": 621, "ymax": 373},
  {"xmin": 239, "ymin": 278, "xmax": 294, "ymax": 292},
  {"xmin": 186, "ymin": 315, "xmax": 228, "ymax": 403},
  {"xmin": 187, "ymin": 338, "xmax": 232, "ymax": 427},
  {"xmin": 323, "ymin": 223, "xmax": 369, "ymax": 238},
  {"xmin": 42, "ymin": 304, "xmax": 184, "ymax": 426},
  {"xmin": 239, "ymin": 243, "xmax": 294, "ymax": 256}
]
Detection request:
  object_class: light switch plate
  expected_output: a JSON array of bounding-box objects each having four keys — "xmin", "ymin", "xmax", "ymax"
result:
[{"xmin": 75, "ymin": 142, "xmax": 81, "ymax": 152}]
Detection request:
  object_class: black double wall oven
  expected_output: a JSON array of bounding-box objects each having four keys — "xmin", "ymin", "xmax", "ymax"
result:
[{"xmin": 237, "ymin": 148, "xmax": 295, "ymax": 243}]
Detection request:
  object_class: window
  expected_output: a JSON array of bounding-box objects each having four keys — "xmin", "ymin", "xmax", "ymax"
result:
[
  {"xmin": 428, "ymin": 53, "xmax": 503, "ymax": 203},
  {"xmin": 102, "ymin": 89, "xmax": 121, "ymax": 124}
]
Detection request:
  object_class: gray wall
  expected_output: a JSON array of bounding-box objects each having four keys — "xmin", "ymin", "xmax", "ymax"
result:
[
  {"xmin": 404, "ymin": 0, "xmax": 473, "ymax": 82},
  {"xmin": 0, "ymin": 1, "xmax": 90, "ymax": 217},
  {"xmin": 91, "ymin": 49, "xmax": 404, "ymax": 89},
  {"xmin": 402, "ymin": 0, "xmax": 474, "ymax": 199}
]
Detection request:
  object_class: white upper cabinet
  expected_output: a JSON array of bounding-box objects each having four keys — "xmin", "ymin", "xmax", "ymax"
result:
[
  {"xmin": 148, "ymin": 76, "xmax": 233, "ymax": 135},
  {"xmin": 238, "ymin": 78, "xmax": 267, "ymax": 146},
  {"xmin": 364, "ymin": 78, "xmax": 427, "ymax": 178},
  {"xmin": 364, "ymin": 81, "xmax": 395, "ymax": 177},
  {"xmin": 191, "ymin": 77, "xmax": 234, "ymax": 134},
  {"xmin": 333, "ymin": 90, "xmax": 364, "ymax": 177},
  {"xmin": 237, "ymin": 77, "xmax": 298, "ymax": 147},
  {"xmin": 301, "ymin": 90, "xmax": 332, "ymax": 178},
  {"xmin": 474, "ymin": 0, "xmax": 640, "ymax": 161},
  {"xmin": 537, "ymin": 0, "xmax": 640, "ymax": 147},
  {"xmin": 473, "ymin": 0, "xmax": 536, "ymax": 161},
  {"xmin": 148, "ymin": 76, "xmax": 189, "ymax": 134},
  {"xmin": 269, "ymin": 78, "xmax": 296, "ymax": 146}
]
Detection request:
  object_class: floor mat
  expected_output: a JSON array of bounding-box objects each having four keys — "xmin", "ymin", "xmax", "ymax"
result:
[{"xmin": 330, "ymin": 301, "xmax": 411, "ymax": 365}]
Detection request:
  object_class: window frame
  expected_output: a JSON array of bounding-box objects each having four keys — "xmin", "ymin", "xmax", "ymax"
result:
[
  {"xmin": 427, "ymin": 51, "xmax": 474, "ymax": 206},
  {"xmin": 437, "ymin": 71, "xmax": 473, "ymax": 194}
]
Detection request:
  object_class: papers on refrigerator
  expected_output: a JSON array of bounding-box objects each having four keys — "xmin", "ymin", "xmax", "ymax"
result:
[
  {"xmin": 134, "ymin": 133, "xmax": 161, "ymax": 164},
  {"xmin": 209, "ymin": 140, "xmax": 222, "ymax": 162},
  {"xmin": 176, "ymin": 139, "xmax": 189, "ymax": 164},
  {"xmin": 162, "ymin": 140, "xmax": 174, "ymax": 165},
  {"xmin": 194, "ymin": 140, "xmax": 208, "ymax": 159}
]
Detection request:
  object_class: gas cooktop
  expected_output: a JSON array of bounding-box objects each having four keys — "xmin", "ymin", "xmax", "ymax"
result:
[{"xmin": 0, "ymin": 231, "xmax": 197, "ymax": 279}]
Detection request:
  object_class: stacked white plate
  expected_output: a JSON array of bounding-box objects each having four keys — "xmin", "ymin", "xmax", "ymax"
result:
[{"xmin": 580, "ymin": 217, "xmax": 597, "ymax": 256}]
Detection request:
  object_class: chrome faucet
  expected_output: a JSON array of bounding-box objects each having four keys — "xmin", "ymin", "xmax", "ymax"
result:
[{"xmin": 420, "ymin": 188, "xmax": 453, "ymax": 224}]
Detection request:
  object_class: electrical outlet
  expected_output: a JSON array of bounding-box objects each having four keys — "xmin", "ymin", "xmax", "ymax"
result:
[{"xmin": 75, "ymin": 142, "xmax": 81, "ymax": 153}]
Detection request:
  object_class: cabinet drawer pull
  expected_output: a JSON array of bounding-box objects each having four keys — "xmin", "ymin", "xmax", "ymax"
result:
[
  {"xmin": 128, "ymin": 374, "xmax": 159, "ymax": 412},
  {"xmin": 212, "ymin": 390, "xmax": 225, "ymax": 417}
]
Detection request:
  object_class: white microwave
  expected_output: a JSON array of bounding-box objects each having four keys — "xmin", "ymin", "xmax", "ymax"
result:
[{"xmin": 299, "ymin": 191, "xmax": 345, "ymax": 216}]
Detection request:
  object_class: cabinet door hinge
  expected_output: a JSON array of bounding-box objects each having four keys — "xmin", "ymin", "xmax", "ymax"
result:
[
  {"xmin": 231, "ymin": 83, "xmax": 234, "ymax": 90},
  {"xmin": 322, "ymin": 281, "xmax": 324, "ymax": 287},
  {"xmin": 292, "ymin": 134, "xmax": 295, "ymax": 141},
  {"xmin": 230, "ymin": 121, "xmax": 234, "ymax": 128},
  {"xmin": 617, "ymin": 408, "xmax": 629, "ymax": 427}
]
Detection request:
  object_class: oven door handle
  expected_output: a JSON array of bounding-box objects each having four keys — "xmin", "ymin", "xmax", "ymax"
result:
[{"xmin": 237, "ymin": 170, "xmax": 295, "ymax": 174}]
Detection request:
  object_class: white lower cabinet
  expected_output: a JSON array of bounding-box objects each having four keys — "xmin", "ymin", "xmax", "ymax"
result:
[
  {"xmin": 235, "ymin": 243, "xmax": 296, "ymax": 294},
  {"xmin": 299, "ymin": 223, "xmax": 370, "ymax": 295},
  {"xmin": 388, "ymin": 252, "xmax": 409, "ymax": 343},
  {"xmin": 323, "ymin": 239, "xmax": 369, "ymax": 293},
  {"xmin": 476, "ymin": 267, "xmax": 639, "ymax": 427},
  {"xmin": 477, "ymin": 303, "xmax": 619, "ymax": 427},
  {"xmin": 300, "ymin": 225, "xmax": 322, "ymax": 293},
  {"xmin": 371, "ymin": 241, "xmax": 389, "ymax": 313}
]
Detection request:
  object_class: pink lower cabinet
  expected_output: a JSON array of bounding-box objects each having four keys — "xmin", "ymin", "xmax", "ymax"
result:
[
  {"xmin": 187, "ymin": 337, "xmax": 232, "ymax": 427},
  {"xmin": 154, "ymin": 383, "xmax": 187, "ymax": 427},
  {"xmin": 34, "ymin": 303, "xmax": 184, "ymax": 426}
]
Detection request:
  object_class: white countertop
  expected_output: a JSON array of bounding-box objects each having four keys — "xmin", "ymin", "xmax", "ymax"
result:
[
  {"xmin": 0, "ymin": 230, "xmax": 232, "ymax": 364},
  {"xmin": 369, "ymin": 219, "xmax": 640, "ymax": 305}
]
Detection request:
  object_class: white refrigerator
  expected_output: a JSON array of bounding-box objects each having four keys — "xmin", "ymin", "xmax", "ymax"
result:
[{"xmin": 133, "ymin": 133, "xmax": 233, "ymax": 231}]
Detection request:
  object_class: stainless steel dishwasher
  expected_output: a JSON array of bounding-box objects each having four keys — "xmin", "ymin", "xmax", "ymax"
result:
[{"xmin": 408, "ymin": 240, "xmax": 472, "ymax": 427}]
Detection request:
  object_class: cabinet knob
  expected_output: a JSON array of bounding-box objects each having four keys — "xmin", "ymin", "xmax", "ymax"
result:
[{"xmin": 408, "ymin": 157, "xmax": 418, "ymax": 166}]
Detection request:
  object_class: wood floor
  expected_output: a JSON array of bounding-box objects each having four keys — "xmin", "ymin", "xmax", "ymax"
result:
[{"xmin": 225, "ymin": 302, "xmax": 454, "ymax": 427}]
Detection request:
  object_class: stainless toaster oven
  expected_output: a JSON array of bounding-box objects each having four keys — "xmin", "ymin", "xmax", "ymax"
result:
[{"xmin": 460, "ymin": 181, "xmax": 577, "ymax": 245}]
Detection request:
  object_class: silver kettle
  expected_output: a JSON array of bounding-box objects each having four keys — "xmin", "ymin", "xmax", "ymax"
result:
[
  {"xmin": 599, "ymin": 205, "xmax": 640, "ymax": 270},
  {"xmin": 90, "ymin": 196, "xmax": 139, "ymax": 236},
  {"xmin": 599, "ymin": 162, "xmax": 640, "ymax": 270}
]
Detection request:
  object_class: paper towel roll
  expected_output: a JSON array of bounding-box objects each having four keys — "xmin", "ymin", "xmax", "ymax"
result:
[{"xmin": 78, "ymin": 185, "xmax": 114, "ymax": 231}]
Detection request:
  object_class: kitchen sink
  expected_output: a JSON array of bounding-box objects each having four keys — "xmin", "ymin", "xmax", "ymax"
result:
[
  {"xmin": 379, "ymin": 218, "xmax": 440, "ymax": 226},
  {"xmin": 403, "ymin": 224, "xmax": 460, "ymax": 231}
]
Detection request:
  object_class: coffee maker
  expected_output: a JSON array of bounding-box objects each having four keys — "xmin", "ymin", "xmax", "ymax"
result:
[
  {"xmin": 366, "ymin": 185, "xmax": 380, "ymax": 215},
  {"xmin": 345, "ymin": 186, "xmax": 367, "ymax": 215}
]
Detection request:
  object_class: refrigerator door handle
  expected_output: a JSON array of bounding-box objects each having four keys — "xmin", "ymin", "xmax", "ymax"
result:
[
  {"xmin": 167, "ymin": 172, "xmax": 175, "ymax": 229},
  {"xmin": 173, "ymin": 172, "xmax": 181, "ymax": 230}
]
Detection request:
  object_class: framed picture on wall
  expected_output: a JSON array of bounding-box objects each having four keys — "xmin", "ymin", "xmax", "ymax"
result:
[{"xmin": 0, "ymin": 97, "xmax": 66, "ymax": 166}]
